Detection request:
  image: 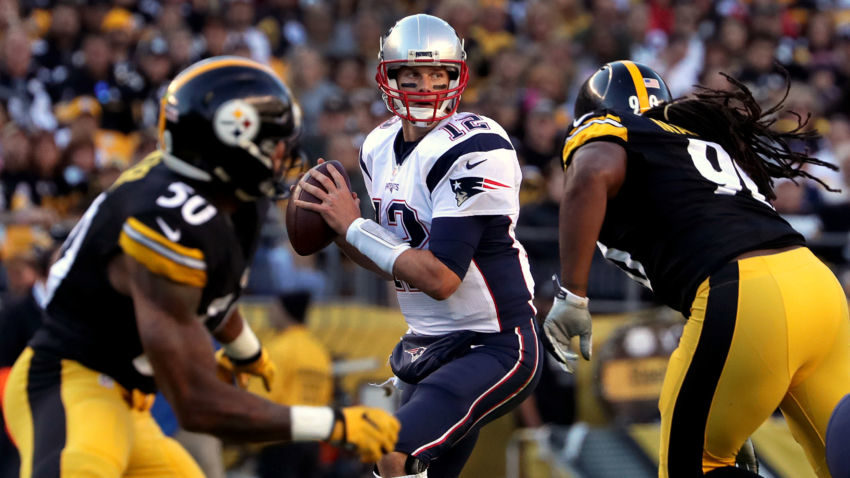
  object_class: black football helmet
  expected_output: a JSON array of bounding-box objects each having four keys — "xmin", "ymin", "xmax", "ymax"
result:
[
  {"xmin": 158, "ymin": 56, "xmax": 304, "ymax": 199},
  {"xmin": 574, "ymin": 60, "xmax": 672, "ymax": 118}
]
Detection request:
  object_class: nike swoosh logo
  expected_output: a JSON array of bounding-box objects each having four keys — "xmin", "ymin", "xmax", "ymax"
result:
[
  {"xmin": 572, "ymin": 112, "xmax": 593, "ymax": 128},
  {"xmin": 466, "ymin": 158, "xmax": 487, "ymax": 169},
  {"xmin": 156, "ymin": 217, "xmax": 181, "ymax": 242}
]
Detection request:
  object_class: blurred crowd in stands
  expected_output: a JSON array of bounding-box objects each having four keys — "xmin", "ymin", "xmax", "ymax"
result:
[
  {"xmin": 2, "ymin": 0, "xmax": 850, "ymax": 475},
  {"xmin": 0, "ymin": 0, "xmax": 849, "ymax": 305}
]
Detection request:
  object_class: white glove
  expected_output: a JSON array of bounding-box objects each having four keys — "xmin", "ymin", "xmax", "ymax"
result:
[{"xmin": 542, "ymin": 275, "xmax": 593, "ymax": 374}]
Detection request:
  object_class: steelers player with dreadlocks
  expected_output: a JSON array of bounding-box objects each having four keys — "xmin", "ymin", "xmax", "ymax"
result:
[{"xmin": 542, "ymin": 60, "xmax": 850, "ymax": 477}]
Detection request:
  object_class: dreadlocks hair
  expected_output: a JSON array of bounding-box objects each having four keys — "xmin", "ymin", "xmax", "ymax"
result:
[{"xmin": 643, "ymin": 71, "xmax": 838, "ymax": 201}]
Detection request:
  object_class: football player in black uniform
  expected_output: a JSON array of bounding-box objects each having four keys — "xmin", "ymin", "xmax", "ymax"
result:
[
  {"xmin": 543, "ymin": 60, "xmax": 850, "ymax": 477},
  {"xmin": 2, "ymin": 56, "xmax": 399, "ymax": 477}
]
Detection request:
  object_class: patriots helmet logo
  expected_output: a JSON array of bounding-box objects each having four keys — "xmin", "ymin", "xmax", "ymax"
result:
[
  {"xmin": 405, "ymin": 346, "xmax": 427, "ymax": 362},
  {"xmin": 450, "ymin": 176, "xmax": 510, "ymax": 206}
]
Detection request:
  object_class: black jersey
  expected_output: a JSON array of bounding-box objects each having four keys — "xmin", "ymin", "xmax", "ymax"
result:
[
  {"xmin": 30, "ymin": 152, "xmax": 267, "ymax": 393},
  {"xmin": 561, "ymin": 110, "xmax": 804, "ymax": 314}
]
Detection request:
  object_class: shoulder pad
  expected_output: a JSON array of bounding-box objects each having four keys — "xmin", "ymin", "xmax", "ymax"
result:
[
  {"xmin": 118, "ymin": 181, "xmax": 223, "ymax": 287},
  {"xmin": 562, "ymin": 112, "xmax": 628, "ymax": 169}
]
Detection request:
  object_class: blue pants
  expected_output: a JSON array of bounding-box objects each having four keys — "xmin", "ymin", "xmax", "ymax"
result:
[{"xmin": 395, "ymin": 318, "xmax": 542, "ymax": 477}]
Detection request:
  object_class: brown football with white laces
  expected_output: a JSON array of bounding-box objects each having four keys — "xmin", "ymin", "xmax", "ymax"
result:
[{"xmin": 285, "ymin": 160, "xmax": 351, "ymax": 256}]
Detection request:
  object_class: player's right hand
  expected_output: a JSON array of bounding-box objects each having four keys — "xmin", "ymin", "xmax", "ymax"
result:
[
  {"xmin": 328, "ymin": 406, "xmax": 400, "ymax": 463},
  {"xmin": 542, "ymin": 275, "xmax": 593, "ymax": 374}
]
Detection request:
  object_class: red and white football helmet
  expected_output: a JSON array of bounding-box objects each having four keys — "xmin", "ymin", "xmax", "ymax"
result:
[{"xmin": 376, "ymin": 14, "xmax": 469, "ymax": 125}]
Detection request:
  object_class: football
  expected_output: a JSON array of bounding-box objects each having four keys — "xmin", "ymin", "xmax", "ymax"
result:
[{"xmin": 285, "ymin": 160, "xmax": 351, "ymax": 256}]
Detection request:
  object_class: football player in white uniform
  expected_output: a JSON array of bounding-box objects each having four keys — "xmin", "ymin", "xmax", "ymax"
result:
[{"xmin": 295, "ymin": 14, "xmax": 542, "ymax": 478}]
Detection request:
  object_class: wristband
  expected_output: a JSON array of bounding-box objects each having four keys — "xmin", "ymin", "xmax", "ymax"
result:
[
  {"xmin": 290, "ymin": 406, "xmax": 336, "ymax": 441},
  {"xmin": 553, "ymin": 275, "xmax": 589, "ymax": 307},
  {"xmin": 222, "ymin": 318, "xmax": 261, "ymax": 360},
  {"xmin": 557, "ymin": 287, "xmax": 589, "ymax": 308},
  {"xmin": 346, "ymin": 218, "xmax": 411, "ymax": 275}
]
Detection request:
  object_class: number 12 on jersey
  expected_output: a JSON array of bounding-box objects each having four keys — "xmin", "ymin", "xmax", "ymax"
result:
[{"xmin": 372, "ymin": 199, "xmax": 427, "ymax": 292}]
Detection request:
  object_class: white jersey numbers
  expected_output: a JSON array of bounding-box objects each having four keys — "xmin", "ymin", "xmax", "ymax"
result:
[
  {"xmin": 156, "ymin": 182, "xmax": 218, "ymax": 225},
  {"xmin": 686, "ymin": 139, "xmax": 771, "ymax": 207}
]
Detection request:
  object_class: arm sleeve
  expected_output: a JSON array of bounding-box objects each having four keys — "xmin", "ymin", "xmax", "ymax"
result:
[{"xmin": 429, "ymin": 215, "xmax": 494, "ymax": 280}]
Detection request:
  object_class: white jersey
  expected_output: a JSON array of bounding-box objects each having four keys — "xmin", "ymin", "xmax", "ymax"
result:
[{"xmin": 359, "ymin": 112, "xmax": 535, "ymax": 335}]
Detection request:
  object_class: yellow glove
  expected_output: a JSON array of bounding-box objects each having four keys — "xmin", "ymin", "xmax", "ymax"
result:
[
  {"xmin": 215, "ymin": 348, "xmax": 275, "ymax": 392},
  {"xmin": 328, "ymin": 406, "xmax": 400, "ymax": 463}
]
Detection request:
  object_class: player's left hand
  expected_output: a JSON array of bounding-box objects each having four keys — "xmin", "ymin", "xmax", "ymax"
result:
[
  {"xmin": 295, "ymin": 158, "xmax": 361, "ymax": 236},
  {"xmin": 215, "ymin": 348, "xmax": 276, "ymax": 392},
  {"xmin": 542, "ymin": 275, "xmax": 592, "ymax": 374}
]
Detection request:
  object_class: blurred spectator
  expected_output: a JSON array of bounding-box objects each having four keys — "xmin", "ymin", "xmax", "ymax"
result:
[
  {"xmin": 301, "ymin": 1, "xmax": 336, "ymax": 55},
  {"xmin": 717, "ymin": 16, "xmax": 749, "ymax": 73},
  {"xmin": 517, "ymin": 158, "xmax": 563, "ymax": 291},
  {"xmin": 166, "ymin": 28, "xmax": 196, "ymax": 72},
  {"xmin": 1, "ymin": 125, "xmax": 38, "ymax": 213},
  {"xmin": 199, "ymin": 15, "xmax": 230, "ymax": 59},
  {"xmin": 477, "ymin": 90, "xmax": 521, "ymax": 139},
  {"xmin": 255, "ymin": 0, "xmax": 305, "ymax": 56},
  {"xmin": 350, "ymin": 11, "xmax": 385, "ymax": 65},
  {"xmin": 29, "ymin": 130, "xmax": 78, "ymax": 217},
  {"xmin": 101, "ymin": 7, "xmax": 137, "ymax": 64},
  {"xmin": 247, "ymin": 206, "xmax": 328, "ymax": 298},
  {"xmin": 738, "ymin": 33, "xmax": 786, "ymax": 96},
  {"xmin": 248, "ymin": 292, "xmax": 333, "ymax": 478},
  {"xmin": 772, "ymin": 178, "xmax": 822, "ymax": 240},
  {"xmin": 0, "ymin": 27, "xmax": 56, "ymax": 132},
  {"xmin": 226, "ymin": 0, "xmax": 271, "ymax": 63},
  {"xmin": 61, "ymin": 34, "xmax": 142, "ymax": 134},
  {"xmin": 470, "ymin": 0, "xmax": 514, "ymax": 63},
  {"xmin": 79, "ymin": 1, "xmax": 111, "ymax": 36},
  {"xmin": 476, "ymin": 47, "xmax": 527, "ymax": 108},
  {"xmin": 647, "ymin": 0, "xmax": 674, "ymax": 35},
  {"xmin": 135, "ymin": 33, "xmax": 173, "ymax": 129},
  {"xmin": 817, "ymin": 142, "xmax": 850, "ymax": 233},
  {"xmin": 802, "ymin": 10, "xmax": 837, "ymax": 68},
  {"xmin": 349, "ymin": 88, "xmax": 385, "ymax": 136},
  {"xmin": 54, "ymin": 94, "xmax": 101, "ymax": 148},
  {"xmin": 521, "ymin": 62, "xmax": 567, "ymax": 113},
  {"xmin": 517, "ymin": 99, "xmax": 562, "ymax": 170},
  {"xmin": 57, "ymin": 137, "xmax": 96, "ymax": 200},
  {"xmin": 302, "ymin": 93, "xmax": 353, "ymax": 160},
  {"xmin": 0, "ymin": 0, "xmax": 20, "ymax": 31},
  {"xmin": 552, "ymin": 0, "xmax": 592, "ymax": 40},
  {"xmin": 155, "ymin": 2, "xmax": 188, "ymax": 34},
  {"xmin": 628, "ymin": 1, "xmax": 661, "ymax": 65},
  {"xmin": 0, "ymin": 225, "xmax": 53, "ymax": 301},
  {"xmin": 32, "ymin": 2, "xmax": 82, "ymax": 102},
  {"xmin": 0, "ymin": 227, "xmax": 54, "ymax": 478},
  {"xmin": 288, "ymin": 46, "xmax": 341, "ymax": 137},
  {"xmin": 520, "ymin": 1, "xmax": 560, "ymax": 52},
  {"xmin": 649, "ymin": 31, "xmax": 703, "ymax": 98},
  {"xmin": 332, "ymin": 56, "xmax": 368, "ymax": 95}
]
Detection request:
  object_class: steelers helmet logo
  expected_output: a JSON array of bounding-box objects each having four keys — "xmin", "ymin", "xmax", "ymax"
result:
[{"xmin": 213, "ymin": 99, "xmax": 260, "ymax": 146}]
